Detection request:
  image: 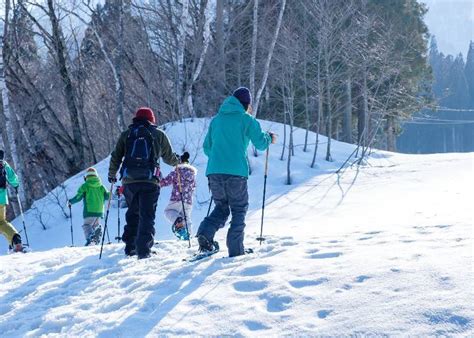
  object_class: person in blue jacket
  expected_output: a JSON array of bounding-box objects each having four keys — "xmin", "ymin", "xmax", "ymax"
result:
[{"xmin": 197, "ymin": 87, "xmax": 276, "ymax": 257}]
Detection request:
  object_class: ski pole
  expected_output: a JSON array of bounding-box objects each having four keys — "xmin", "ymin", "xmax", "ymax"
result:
[
  {"xmin": 16, "ymin": 189, "xmax": 30, "ymax": 247},
  {"xmin": 176, "ymin": 166, "xmax": 191, "ymax": 248},
  {"xmin": 257, "ymin": 147, "xmax": 270, "ymax": 245},
  {"xmin": 68, "ymin": 204, "xmax": 74, "ymax": 246},
  {"xmin": 99, "ymin": 182, "xmax": 115, "ymax": 259},
  {"xmin": 115, "ymin": 187, "xmax": 121, "ymax": 242}
]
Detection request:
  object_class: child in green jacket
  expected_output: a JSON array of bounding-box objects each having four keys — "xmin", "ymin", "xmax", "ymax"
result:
[{"xmin": 68, "ymin": 167, "xmax": 110, "ymax": 246}]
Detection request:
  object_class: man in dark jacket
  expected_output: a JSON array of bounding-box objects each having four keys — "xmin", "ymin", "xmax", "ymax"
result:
[
  {"xmin": 108, "ymin": 107, "xmax": 179, "ymax": 259},
  {"xmin": 197, "ymin": 87, "xmax": 276, "ymax": 257}
]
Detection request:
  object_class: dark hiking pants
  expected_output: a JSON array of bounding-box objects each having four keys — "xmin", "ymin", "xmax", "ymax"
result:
[
  {"xmin": 122, "ymin": 182, "xmax": 160, "ymax": 257},
  {"xmin": 197, "ymin": 174, "xmax": 249, "ymax": 257}
]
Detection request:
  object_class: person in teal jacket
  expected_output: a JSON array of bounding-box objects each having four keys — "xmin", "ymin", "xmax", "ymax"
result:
[
  {"xmin": 68, "ymin": 167, "xmax": 110, "ymax": 246},
  {"xmin": 197, "ymin": 87, "xmax": 276, "ymax": 257},
  {"xmin": 0, "ymin": 150, "xmax": 24, "ymax": 253}
]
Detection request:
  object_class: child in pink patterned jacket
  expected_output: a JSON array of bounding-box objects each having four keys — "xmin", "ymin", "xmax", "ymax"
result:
[{"xmin": 160, "ymin": 152, "xmax": 197, "ymax": 238}]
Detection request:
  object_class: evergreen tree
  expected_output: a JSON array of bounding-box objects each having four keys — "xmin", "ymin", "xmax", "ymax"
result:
[
  {"xmin": 464, "ymin": 41, "xmax": 474, "ymax": 108},
  {"xmin": 443, "ymin": 54, "xmax": 470, "ymax": 108}
]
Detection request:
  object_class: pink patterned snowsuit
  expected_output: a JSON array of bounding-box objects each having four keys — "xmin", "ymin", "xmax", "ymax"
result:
[{"xmin": 160, "ymin": 164, "xmax": 197, "ymax": 234}]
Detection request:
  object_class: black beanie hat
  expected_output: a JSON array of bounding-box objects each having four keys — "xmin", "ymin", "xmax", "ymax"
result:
[
  {"xmin": 181, "ymin": 152, "xmax": 190, "ymax": 163},
  {"xmin": 233, "ymin": 87, "xmax": 252, "ymax": 111}
]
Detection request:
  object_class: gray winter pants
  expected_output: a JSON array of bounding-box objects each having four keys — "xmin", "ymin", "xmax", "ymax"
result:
[
  {"xmin": 82, "ymin": 217, "xmax": 100, "ymax": 241},
  {"xmin": 197, "ymin": 174, "xmax": 249, "ymax": 257}
]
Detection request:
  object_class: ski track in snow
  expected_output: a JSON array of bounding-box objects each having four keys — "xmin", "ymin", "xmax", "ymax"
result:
[{"xmin": 0, "ymin": 119, "xmax": 473, "ymax": 336}]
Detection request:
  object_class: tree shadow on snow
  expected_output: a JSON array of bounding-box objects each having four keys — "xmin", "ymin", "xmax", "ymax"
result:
[
  {"xmin": 97, "ymin": 258, "xmax": 224, "ymax": 337},
  {"xmin": 0, "ymin": 253, "xmax": 121, "ymax": 336}
]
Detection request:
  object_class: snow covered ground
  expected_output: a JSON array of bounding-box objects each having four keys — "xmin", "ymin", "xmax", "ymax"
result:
[{"xmin": 0, "ymin": 119, "xmax": 472, "ymax": 336}]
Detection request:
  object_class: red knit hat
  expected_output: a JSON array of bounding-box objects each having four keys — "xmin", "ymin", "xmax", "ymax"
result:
[{"xmin": 135, "ymin": 107, "xmax": 156, "ymax": 124}]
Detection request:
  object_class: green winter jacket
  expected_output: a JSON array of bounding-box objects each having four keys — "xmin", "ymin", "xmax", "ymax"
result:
[
  {"xmin": 0, "ymin": 161, "xmax": 19, "ymax": 205},
  {"xmin": 69, "ymin": 176, "xmax": 110, "ymax": 218},
  {"xmin": 203, "ymin": 96, "xmax": 271, "ymax": 178}
]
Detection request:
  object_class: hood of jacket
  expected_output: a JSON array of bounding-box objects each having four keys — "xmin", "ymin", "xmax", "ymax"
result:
[
  {"xmin": 85, "ymin": 176, "xmax": 102, "ymax": 188},
  {"xmin": 218, "ymin": 96, "xmax": 246, "ymax": 115}
]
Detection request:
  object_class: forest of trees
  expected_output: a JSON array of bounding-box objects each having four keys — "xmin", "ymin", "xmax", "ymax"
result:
[
  {"xmin": 1, "ymin": 0, "xmax": 432, "ymax": 211},
  {"xmin": 397, "ymin": 40, "xmax": 474, "ymax": 153}
]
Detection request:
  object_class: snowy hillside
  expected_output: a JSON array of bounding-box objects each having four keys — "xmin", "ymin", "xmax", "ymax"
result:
[{"xmin": 0, "ymin": 119, "xmax": 473, "ymax": 336}]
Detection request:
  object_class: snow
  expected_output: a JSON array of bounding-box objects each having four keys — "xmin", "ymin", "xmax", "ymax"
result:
[{"xmin": 0, "ymin": 118, "xmax": 473, "ymax": 336}]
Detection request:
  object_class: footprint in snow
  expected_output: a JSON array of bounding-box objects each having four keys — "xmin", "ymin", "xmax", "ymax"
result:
[
  {"xmin": 424, "ymin": 310, "xmax": 471, "ymax": 329},
  {"xmin": 240, "ymin": 265, "xmax": 271, "ymax": 276},
  {"xmin": 358, "ymin": 236, "xmax": 372, "ymax": 241},
  {"xmin": 309, "ymin": 252, "xmax": 343, "ymax": 259},
  {"xmin": 355, "ymin": 275, "xmax": 371, "ymax": 283},
  {"xmin": 261, "ymin": 294, "xmax": 292, "ymax": 313},
  {"xmin": 306, "ymin": 248, "xmax": 320, "ymax": 254},
  {"xmin": 289, "ymin": 277, "xmax": 329, "ymax": 288},
  {"xmin": 233, "ymin": 280, "xmax": 268, "ymax": 292},
  {"xmin": 364, "ymin": 231, "xmax": 383, "ymax": 235},
  {"xmin": 99, "ymin": 297, "xmax": 134, "ymax": 312},
  {"xmin": 317, "ymin": 309, "xmax": 333, "ymax": 319},
  {"xmin": 244, "ymin": 320, "xmax": 270, "ymax": 331},
  {"xmin": 281, "ymin": 240, "xmax": 298, "ymax": 247},
  {"xmin": 434, "ymin": 224, "xmax": 452, "ymax": 229}
]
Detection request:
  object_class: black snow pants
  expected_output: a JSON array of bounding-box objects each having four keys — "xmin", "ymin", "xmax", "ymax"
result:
[{"xmin": 122, "ymin": 182, "xmax": 160, "ymax": 257}]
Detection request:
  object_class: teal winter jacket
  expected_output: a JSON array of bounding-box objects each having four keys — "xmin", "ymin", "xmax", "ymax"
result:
[
  {"xmin": 0, "ymin": 161, "xmax": 19, "ymax": 205},
  {"xmin": 203, "ymin": 96, "xmax": 271, "ymax": 178}
]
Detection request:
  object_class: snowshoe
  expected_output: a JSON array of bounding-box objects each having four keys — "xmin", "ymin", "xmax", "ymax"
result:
[
  {"xmin": 92, "ymin": 226, "xmax": 102, "ymax": 245},
  {"xmin": 8, "ymin": 243, "xmax": 29, "ymax": 254},
  {"xmin": 184, "ymin": 236, "xmax": 219, "ymax": 262},
  {"xmin": 172, "ymin": 217, "xmax": 190, "ymax": 241},
  {"xmin": 85, "ymin": 226, "xmax": 102, "ymax": 246}
]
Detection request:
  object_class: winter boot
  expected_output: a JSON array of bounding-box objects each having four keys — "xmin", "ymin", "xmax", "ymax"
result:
[
  {"xmin": 125, "ymin": 246, "xmax": 137, "ymax": 257},
  {"xmin": 9, "ymin": 234, "xmax": 25, "ymax": 253},
  {"xmin": 173, "ymin": 217, "xmax": 184, "ymax": 230},
  {"xmin": 91, "ymin": 225, "xmax": 102, "ymax": 245},
  {"xmin": 198, "ymin": 235, "xmax": 217, "ymax": 253}
]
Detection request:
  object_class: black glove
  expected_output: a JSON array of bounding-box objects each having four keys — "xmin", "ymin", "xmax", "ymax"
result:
[
  {"xmin": 268, "ymin": 131, "xmax": 277, "ymax": 144},
  {"xmin": 108, "ymin": 175, "xmax": 117, "ymax": 183}
]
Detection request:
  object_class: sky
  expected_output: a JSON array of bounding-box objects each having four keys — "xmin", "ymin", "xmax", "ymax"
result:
[{"xmin": 422, "ymin": 0, "xmax": 474, "ymax": 57}]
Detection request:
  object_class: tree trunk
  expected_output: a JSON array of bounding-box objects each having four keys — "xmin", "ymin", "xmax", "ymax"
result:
[
  {"xmin": 253, "ymin": 0, "xmax": 286, "ymax": 118},
  {"xmin": 324, "ymin": 52, "xmax": 333, "ymax": 162},
  {"xmin": 281, "ymin": 107, "xmax": 287, "ymax": 161},
  {"xmin": 115, "ymin": 0, "xmax": 126, "ymax": 130},
  {"xmin": 185, "ymin": 0, "xmax": 212, "ymax": 118},
  {"xmin": 47, "ymin": 0, "xmax": 84, "ymax": 170},
  {"xmin": 386, "ymin": 116, "xmax": 396, "ymax": 151},
  {"xmin": 177, "ymin": 0, "xmax": 189, "ymax": 119},
  {"xmin": 249, "ymin": 0, "xmax": 258, "ymax": 98},
  {"xmin": 216, "ymin": 0, "xmax": 226, "ymax": 96},
  {"xmin": 303, "ymin": 32, "xmax": 310, "ymax": 152},
  {"xmin": 343, "ymin": 76, "xmax": 352, "ymax": 143},
  {"xmin": 357, "ymin": 71, "xmax": 368, "ymax": 156},
  {"xmin": 311, "ymin": 53, "xmax": 322, "ymax": 168},
  {"xmin": 1, "ymin": 0, "xmax": 25, "ymax": 209}
]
